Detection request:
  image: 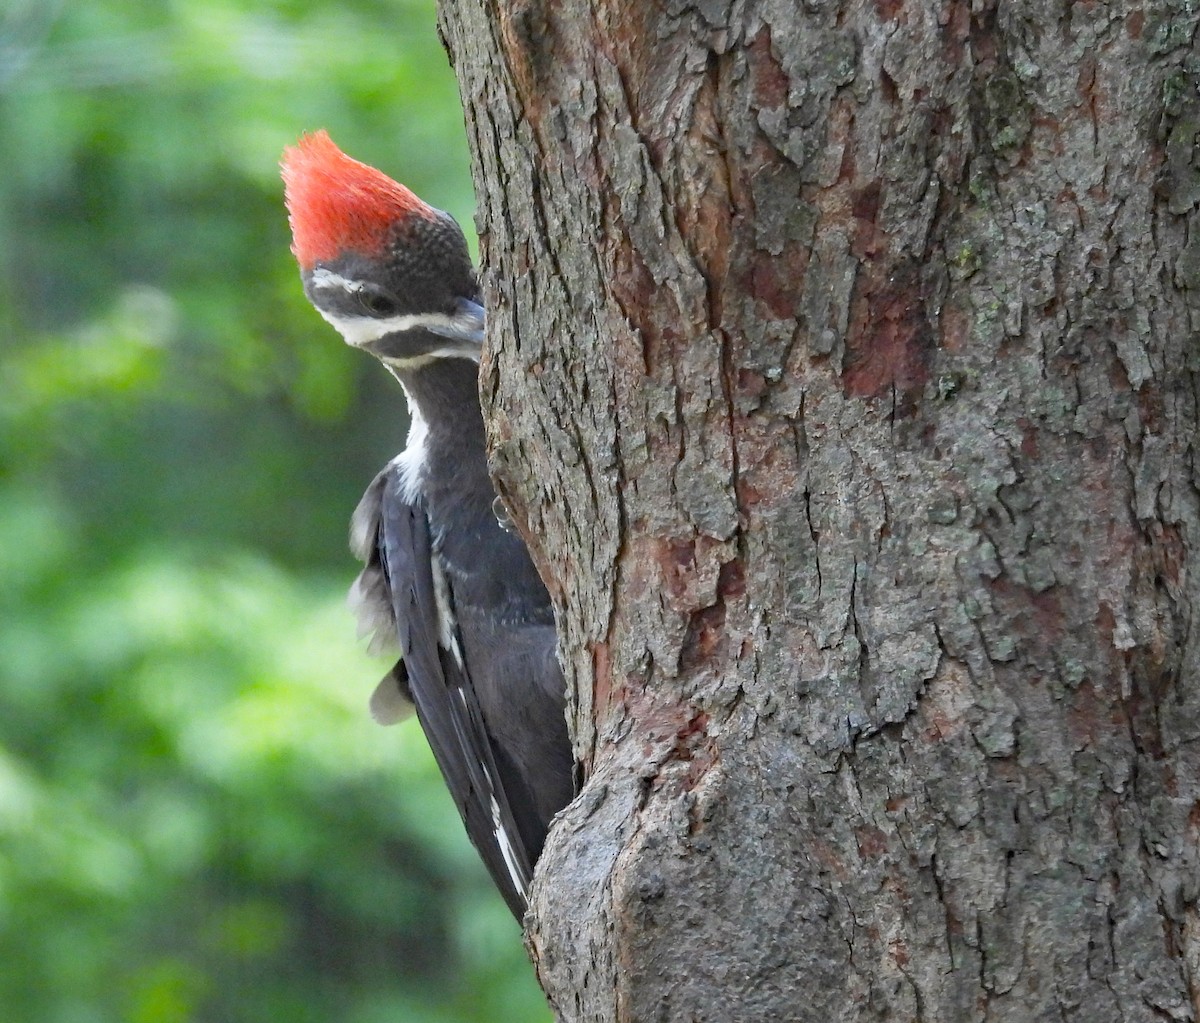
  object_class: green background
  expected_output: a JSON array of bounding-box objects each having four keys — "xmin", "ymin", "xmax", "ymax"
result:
[{"xmin": 0, "ymin": 1, "xmax": 553, "ymax": 1020}]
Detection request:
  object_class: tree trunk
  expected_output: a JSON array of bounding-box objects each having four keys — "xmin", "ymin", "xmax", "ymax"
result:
[{"xmin": 439, "ymin": 0, "xmax": 1200, "ymax": 1019}]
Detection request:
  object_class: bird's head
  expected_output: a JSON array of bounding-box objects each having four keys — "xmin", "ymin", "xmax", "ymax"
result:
[{"xmin": 281, "ymin": 130, "xmax": 483, "ymax": 367}]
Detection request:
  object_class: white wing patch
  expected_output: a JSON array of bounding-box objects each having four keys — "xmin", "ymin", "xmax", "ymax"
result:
[
  {"xmin": 430, "ymin": 553, "xmax": 465, "ymax": 669},
  {"xmin": 491, "ymin": 795, "xmax": 531, "ymax": 903}
]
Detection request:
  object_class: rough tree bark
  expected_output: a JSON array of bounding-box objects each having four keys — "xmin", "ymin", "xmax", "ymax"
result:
[{"xmin": 439, "ymin": 0, "xmax": 1200, "ymax": 1020}]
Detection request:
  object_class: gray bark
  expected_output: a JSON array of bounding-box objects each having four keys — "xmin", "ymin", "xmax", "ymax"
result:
[{"xmin": 439, "ymin": 0, "xmax": 1200, "ymax": 1020}]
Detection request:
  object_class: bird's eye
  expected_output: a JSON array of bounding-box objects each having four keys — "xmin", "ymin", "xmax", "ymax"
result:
[{"xmin": 357, "ymin": 289, "xmax": 398, "ymax": 317}]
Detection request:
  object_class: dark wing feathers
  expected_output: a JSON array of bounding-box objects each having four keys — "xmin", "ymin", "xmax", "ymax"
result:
[{"xmin": 372, "ymin": 465, "xmax": 536, "ymax": 919}]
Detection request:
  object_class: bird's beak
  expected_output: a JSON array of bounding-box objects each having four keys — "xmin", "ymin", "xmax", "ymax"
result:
[{"xmin": 424, "ymin": 298, "xmax": 485, "ymax": 345}]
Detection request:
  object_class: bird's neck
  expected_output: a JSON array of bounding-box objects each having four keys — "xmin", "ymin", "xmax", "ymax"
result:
[
  {"xmin": 390, "ymin": 356, "xmax": 483, "ymax": 439},
  {"xmin": 389, "ymin": 355, "xmax": 490, "ymax": 502}
]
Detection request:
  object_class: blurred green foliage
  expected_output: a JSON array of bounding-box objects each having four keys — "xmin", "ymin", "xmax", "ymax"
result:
[{"xmin": 0, "ymin": 2, "xmax": 552, "ymax": 1020}]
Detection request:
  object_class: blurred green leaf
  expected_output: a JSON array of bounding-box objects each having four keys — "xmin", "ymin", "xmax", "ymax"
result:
[{"xmin": 0, "ymin": 1, "xmax": 552, "ymax": 1020}]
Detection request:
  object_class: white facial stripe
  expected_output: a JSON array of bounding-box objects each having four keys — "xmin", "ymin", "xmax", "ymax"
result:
[
  {"xmin": 384, "ymin": 347, "xmax": 481, "ymax": 369},
  {"xmin": 314, "ymin": 305, "xmax": 472, "ymax": 351},
  {"xmin": 308, "ymin": 266, "xmax": 481, "ymax": 357},
  {"xmin": 309, "ymin": 267, "xmax": 359, "ymax": 293}
]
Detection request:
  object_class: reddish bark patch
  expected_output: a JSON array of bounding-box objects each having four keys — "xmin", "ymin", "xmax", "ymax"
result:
[
  {"xmin": 495, "ymin": 1, "xmax": 559, "ymax": 135},
  {"xmin": 1027, "ymin": 115, "xmax": 1067, "ymax": 175},
  {"xmin": 855, "ymin": 824, "xmax": 890, "ymax": 859},
  {"xmin": 809, "ymin": 836, "xmax": 852, "ymax": 881},
  {"xmin": 675, "ymin": 708, "xmax": 711, "ymax": 745},
  {"xmin": 618, "ymin": 685, "xmax": 716, "ymax": 802},
  {"xmin": 737, "ymin": 367, "xmax": 769, "ymax": 401},
  {"xmin": 673, "ymin": 708, "xmax": 715, "ymax": 803},
  {"xmin": 608, "ymin": 233, "xmax": 667, "ymax": 373},
  {"xmin": 668, "ymin": 538, "xmax": 696, "ymax": 571},
  {"xmin": 824, "ymin": 96, "xmax": 858, "ymax": 185},
  {"xmin": 589, "ymin": 640, "xmax": 618, "ymax": 757},
  {"xmin": 919, "ymin": 661, "xmax": 972, "ymax": 742},
  {"xmin": 736, "ymin": 422, "xmax": 806, "ymax": 520},
  {"xmin": 1137, "ymin": 384, "xmax": 1164, "ymax": 434},
  {"xmin": 879, "ymin": 66, "xmax": 900, "ymax": 105},
  {"xmin": 591, "ymin": 640, "xmax": 612, "ymax": 707},
  {"xmin": 1026, "ymin": 584, "xmax": 1066, "ymax": 642},
  {"xmin": 746, "ymin": 249, "xmax": 803, "ymax": 319},
  {"xmin": 1066, "ymin": 678, "xmax": 1112, "ymax": 748},
  {"xmin": 940, "ymin": 0, "xmax": 971, "ymax": 64},
  {"xmin": 928, "ymin": 103, "xmax": 948, "ymax": 137},
  {"xmin": 1018, "ymin": 418, "xmax": 1039, "ymax": 460},
  {"xmin": 967, "ymin": 2, "xmax": 998, "ymax": 70},
  {"xmin": 1126, "ymin": 8, "xmax": 1145, "ymax": 37},
  {"xmin": 668, "ymin": 710, "xmax": 718, "ymax": 829},
  {"xmin": 621, "ymin": 537, "xmax": 656, "ymax": 606},
  {"xmin": 682, "ymin": 746, "xmax": 715, "ymax": 800},
  {"xmin": 678, "ymin": 65, "xmax": 735, "ymax": 306},
  {"xmin": 842, "ymin": 260, "xmax": 933, "ymax": 409},
  {"xmin": 653, "ymin": 535, "xmax": 727, "ymax": 608},
  {"xmin": 748, "ymin": 27, "xmax": 788, "ymax": 109},
  {"xmin": 1076, "ymin": 54, "xmax": 1103, "ymax": 130},
  {"xmin": 850, "ymin": 181, "xmax": 886, "ymax": 258},
  {"xmin": 620, "ymin": 686, "xmax": 709, "ymax": 763},
  {"xmin": 674, "ymin": 554, "xmax": 744, "ymax": 672},
  {"xmin": 874, "ymin": 0, "xmax": 905, "ymax": 22},
  {"xmin": 940, "ymin": 302, "xmax": 969, "ymax": 352},
  {"xmin": 986, "ymin": 576, "xmax": 1066, "ymax": 649},
  {"xmin": 851, "ymin": 180, "xmax": 883, "ymax": 219},
  {"xmin": 717, "ymin": 557, "xmax": 746, "ymax": 600},
  {"xmin": 1153, "ymin": 523, "xmax": 1185, "ymax": 590},
  {"xmin": 1095, "ymin": 600, "xmax": 1116, "ymax": 647},
  {"xmin": 736, "ymin": 477, "xmax": 766, "ymax": 509},
  {"xmin": 680, "ymin": 602, "xmax": 728, "ymax": 672}
]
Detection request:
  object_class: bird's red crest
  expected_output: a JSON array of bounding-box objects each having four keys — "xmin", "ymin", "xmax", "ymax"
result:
[{"xmin": 281, "ymin": 130, "xmax": 435, "ymax": 269}]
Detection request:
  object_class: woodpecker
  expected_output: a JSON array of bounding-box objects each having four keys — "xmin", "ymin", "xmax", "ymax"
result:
[{"xmin": 281, "ymin": 131, "xmax": 572, "ymax": 920}]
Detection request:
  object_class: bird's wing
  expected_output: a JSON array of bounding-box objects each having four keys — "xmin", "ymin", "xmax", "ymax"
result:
[
  {"xmin": 356, "ymin": 464, "xmax": 536, "ymax": 920},
  {"xmin": 348, "ymin": 469, "xmax": 412, "ymax": 724}
]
